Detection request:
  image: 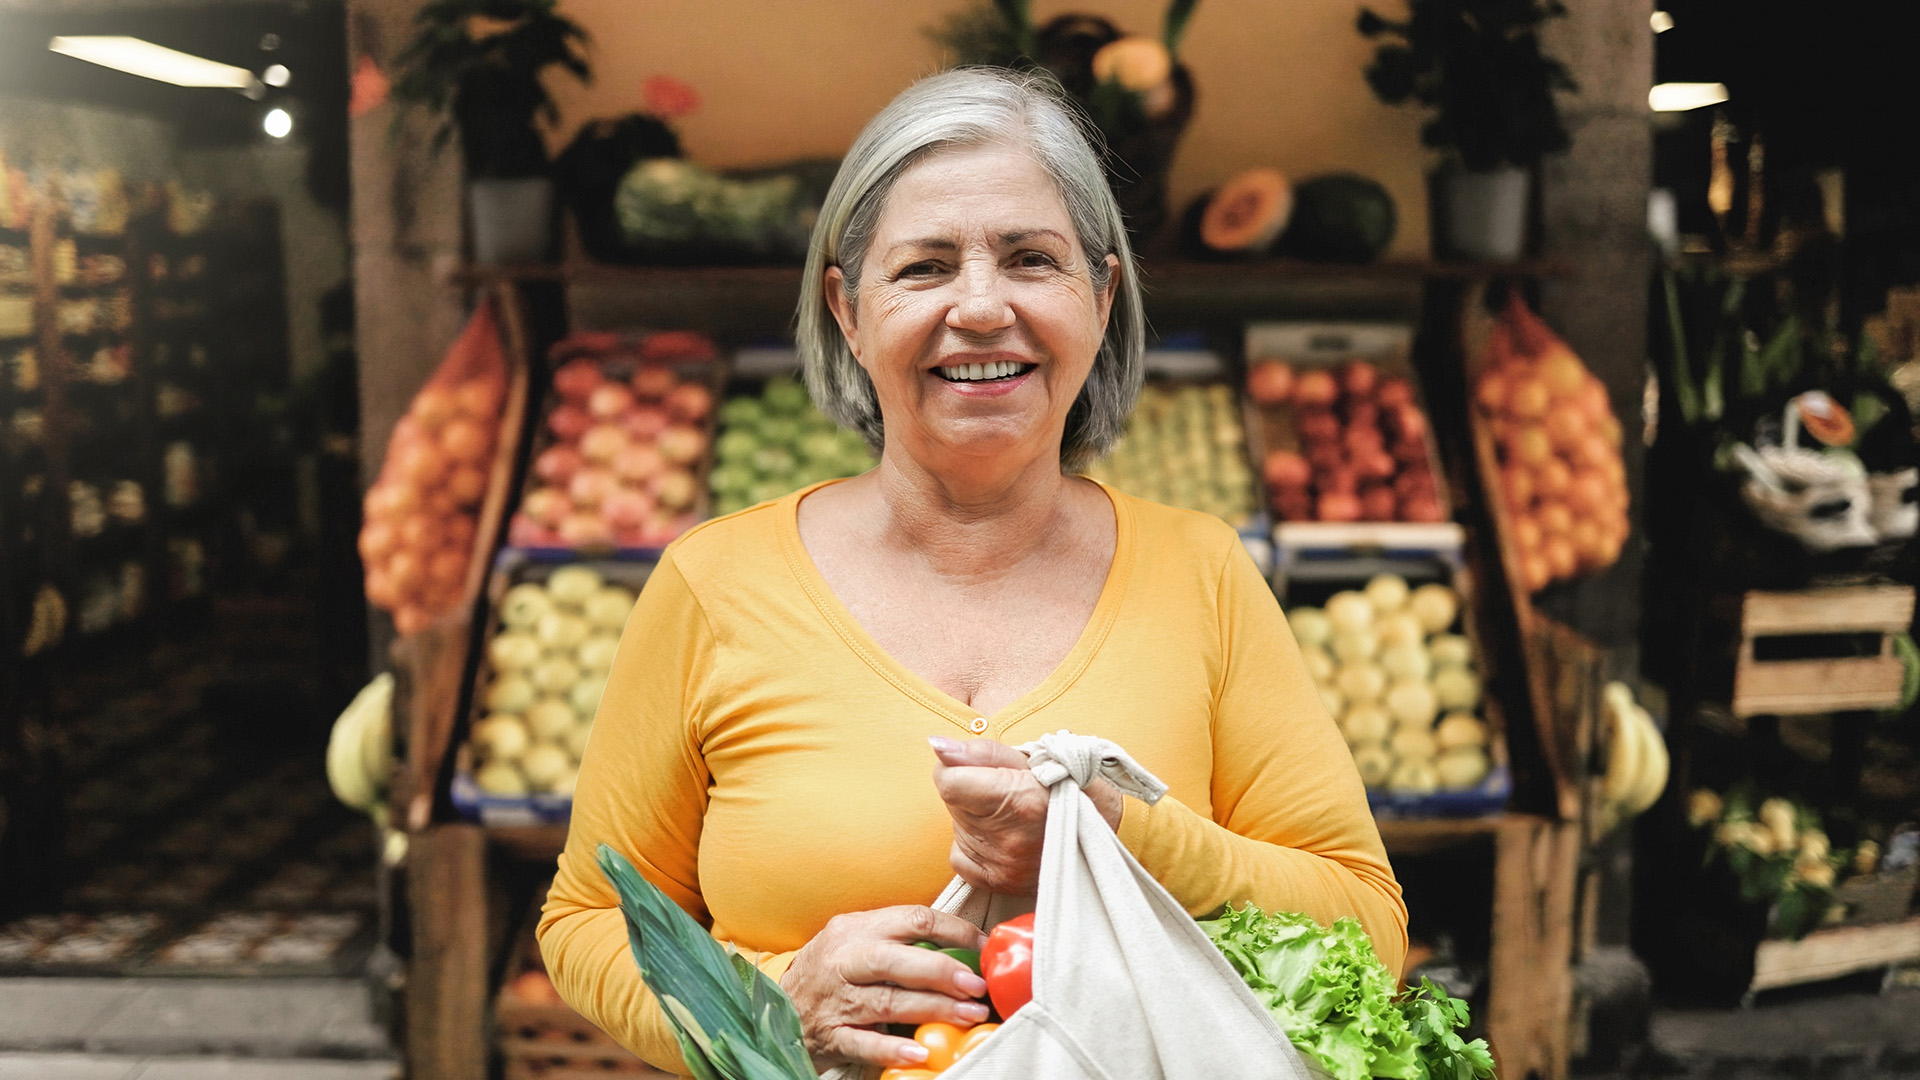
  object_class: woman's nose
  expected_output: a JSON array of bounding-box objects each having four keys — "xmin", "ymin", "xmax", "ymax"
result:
[{"xmin": 947, "ymin": 263, "xmax": 1015, "ymax": 334}]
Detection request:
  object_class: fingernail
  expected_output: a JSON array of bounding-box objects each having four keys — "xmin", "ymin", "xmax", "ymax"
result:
[
  {"xmin": 958, "ymin": 972, "xmax": 988, "ymax": 997},
  {"xmin": 898, "ymin": 1042, "xmax": 930, "ymax": 1063},
  {"xmin": 957, "ymin": 1000, "xmax": 991, "ymax": 1022},
  {"xmin": 928, "ymin": 736, "xmax": 961, "ymax": 754}
]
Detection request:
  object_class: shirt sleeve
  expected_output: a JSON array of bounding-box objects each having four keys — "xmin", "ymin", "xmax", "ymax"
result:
[
  {"xmin": 536, "ymin": 553, "xmax": 798, "ymax": 1073},
  {"xmin": 1115, "ymin": 541, "xmax": 1409, "ymax": 974}
]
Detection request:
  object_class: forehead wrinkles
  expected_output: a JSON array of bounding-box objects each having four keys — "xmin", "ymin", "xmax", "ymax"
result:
[{"xmin": 873, "ymin": 146, "xmax": 1078, "ymax": 251}]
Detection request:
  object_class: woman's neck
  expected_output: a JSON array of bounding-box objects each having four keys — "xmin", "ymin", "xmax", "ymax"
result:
[{"xmin": 864, "ymin": 444, "xmax": 1084, "ymax": 584}]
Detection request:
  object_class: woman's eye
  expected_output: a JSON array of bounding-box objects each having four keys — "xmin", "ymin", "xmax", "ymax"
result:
[
  {"xmin": 1014, "ymin": 251, "xmax": 1057, "ymax": 269},
  {"xmin": 898, "ymin": 261, "xmax": 942, "ymax": 278}
]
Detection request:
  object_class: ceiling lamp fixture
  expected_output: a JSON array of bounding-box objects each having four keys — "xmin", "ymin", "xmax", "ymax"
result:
[
  {"xmin": 49, "ymin": 35, "xmax": 263, "ymax": 93},
  {"xmin": 1650, "ymin": 10, "xmax": 1675, "ymax": 33},
  {"xmin": 1649, "ymin": 82, "xmax": 1729, "ymax": 112},
  {"xmin": 263, "ymin": 108, "xmax": 293, "ymax": 139}
]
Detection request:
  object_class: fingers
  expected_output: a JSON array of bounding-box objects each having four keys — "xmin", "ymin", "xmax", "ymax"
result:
[
  {"xmin": 840, "ymin": 941, "xmax": 988, "ymax": 1000},
  {"xmin": 827, "ymin": 1025, "xmax": 935, "ymax": 1069},
  {"xmin": 934, "ymin": 761, "xmax": 1043, "ymax": 819},
  {"xmin": 929, "ymin": 736, "xmax": 1029, "ymax": 769},
  {"xmin": 875, "ymin": 904, "xmax": 988, "ymax": 951}
]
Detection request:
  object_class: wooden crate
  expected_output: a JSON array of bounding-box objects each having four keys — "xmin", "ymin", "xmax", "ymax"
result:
[
  {"xmin": 496, "ymin": 902, "xmax": 669, "ymax": 1080},
  {"xmin": 1731, "ymin": 585, "xmax": 1914, "ymax": 717},
  {"xmin": 1748, "ymin": 916, "xmax": 1920, "ymax": 998}
]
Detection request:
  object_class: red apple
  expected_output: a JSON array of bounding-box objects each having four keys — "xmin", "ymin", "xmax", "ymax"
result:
[
  {"xmin": 547, "ymin": 404, "xmax": 592, "ymax": 442},
  {"xmin": 600, "ymin": 487, "xmax": 657, "ymax": 532},
  {"xmin": 1316, "ymin": 491, "xmax": 1363, "ymax": 522},
  {"xmin": 640, "ymin": 330, "xmax": 717, "ymax": 363},
  {"xmin": 558, "ymin": 513, "xmax": 615, "ymax": 547},
  {"xmin": 1306, "ymin": 442, "xmax": 1347, "ymax": 474},
  {"xmin": 1360, "ymin": 484, "xmax": 1398, "ymax": 521},
  {"xmin": 631, "ymin": 364, "xmax": 677, "ymax": 400},
  {"xmin": 1293, "ymin": 369, "xmax": 1339, "ymax": 409},
  {"xmin": 649, "ymin": 467, "xmax": 698, "ymax": 510},
  {"xmin": 1340, "ymin": 361, "xmax": 1379, "ymax": 401},
  {"xmin": 657, "ymin": 423, "xmax": 706, "ymax": 466},
  {"xmin": 1296, "ymin": 409, "xmax": 1340, "ymax": 445},
  {"xmin": 1345, "ymin": 402, "xmax": 1380, "ymax": 434},
  {"xmin": 1356, "ymin": 449, "xmax": 1397, "ymax": 482},
  {"xmin": 1275, "ymin": 490, "xmax": 1314, "ymax": 521},
  {"xmin": 612, "ymin": 443, "xmax": 666, "ymax": 484},
  {"xmin": 1246, "ymin": 360, "xmax": 1295, "ymax": 406},
  {"xmin": 588, "ymin": 383, "xmax": 637, "ymax": 421},
  {"xmin": 1262, "ymin": 450, "xmax": 1311, "ymax": 490},
  {"xmin": 533, "ymin": 445, "xmax": 584, "ymax": 486},
  {"xmin": 553, "ymin": 360, "xmax": 603, "ymax": 402},
  {"xmin": 579, "ymin": 423, "xmax": 629, "ymax": 465},
  {"xmin": 507, "ymin": 516, "xmax": 561, "ymax": 548},
  {"xmin": 1316, "ymin": 465, "xmax": 1359, "ymax": 495},
  {"xmin": 664, "ymin": 382, "xmax": 715, "ymax": 423},
  {"xmin": 1394, "ymin": 469, "xmax": 1435, "ymax": 501},
  {"xmin": 568, "ymin": 467, "xmax": 618, "ymax": 508},
  {"xmin": 623, "ymin": 404, "xmax": 670, "ymax": 441},
  {"xmin": 1401, "ymin": 493, "xmax": 1447, "ymax": 522},
  {"xmin": 1375, "ymin": 377, "xmax": 1415, "ymax": 410},
  {"xmin": 1389, "ymin": 403, "xmax": 1429, "ymax": 443},
  {"xmin": 520, "ymin": 486, "xmax": 571, "ymax": 527},
  {"xmin": 1343, "ymin": 425, "xmax": 1385, "ymax": 456},
  {"xmin": 1394, "ymin": 438, "xmax": 1433, "ymax": 467}
]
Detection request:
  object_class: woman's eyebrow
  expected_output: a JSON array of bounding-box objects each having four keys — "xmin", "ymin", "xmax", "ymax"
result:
[
  {"xmin": 887, "ymin": 238, "xmax": 960, "ymax": 257},
  {"xmin": 1000, "ymin": 228, "xmax": 1069, "ymax": 246}
]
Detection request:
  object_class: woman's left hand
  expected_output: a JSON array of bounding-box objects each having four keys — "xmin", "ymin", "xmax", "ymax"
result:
[{"xmin": 930, "ymin": 737, "xmax": 1123, "ymax": 894}]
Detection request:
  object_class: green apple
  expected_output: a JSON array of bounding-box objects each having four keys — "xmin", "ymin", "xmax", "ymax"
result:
[
  {"xmin": 487, "ymin": 632, "xmax": 541, "ymax": 674},
  {"xmin": 499, "ymin": 584, "xmax": 552, "ymax": 630},
  {"xmin": 532, "ymin": 656, "xmax": 581, "ymax": 695},
  {"xmin": 485, "ymin": 675, "xmax": 537, "ymax": 715},
  {"xmin": 526, "ymin": 698, "xmax": 576, "ymax": 742},
  {"xmin": 545, "ymin": 566, "xmax": 604, "ymax": 608}
]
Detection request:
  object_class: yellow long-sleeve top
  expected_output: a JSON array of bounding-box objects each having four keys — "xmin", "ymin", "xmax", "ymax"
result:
[{"xmin": 538, "ymin": 480, "xmax": 1405, "ymax": 1074}]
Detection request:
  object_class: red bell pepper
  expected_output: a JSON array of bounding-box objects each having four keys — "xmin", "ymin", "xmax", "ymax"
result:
[{"xmin": 980, "ymin": 912, "xmax": 1035, "ymax": 1019}]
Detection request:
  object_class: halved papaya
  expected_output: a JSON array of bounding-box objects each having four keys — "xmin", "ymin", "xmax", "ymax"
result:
[{"xmin": 1197, "ymin": 168, "xmax": 1293, "ymax": 255}]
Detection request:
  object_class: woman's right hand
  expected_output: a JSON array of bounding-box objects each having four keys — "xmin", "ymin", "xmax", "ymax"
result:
[{"xmin": 779, "ymin": 905, "xmax": 990, "ymax": 1070}]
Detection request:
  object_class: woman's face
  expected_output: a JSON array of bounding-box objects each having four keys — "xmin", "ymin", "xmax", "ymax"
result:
[{"xmin": 826, "ymin": 142, "xmax": 1117, "ymax": 477}]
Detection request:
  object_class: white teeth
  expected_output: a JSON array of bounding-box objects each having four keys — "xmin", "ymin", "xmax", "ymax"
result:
[{"xmin": 938, "ymin": 362, "xmax": 1030, "ymax": 381}]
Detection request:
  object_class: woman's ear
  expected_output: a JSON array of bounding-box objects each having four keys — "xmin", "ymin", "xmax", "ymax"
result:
[
  {"xmin": 1094, "ymin": 253, "xmax": 1119, "ymax": 335},
  {"xmin": 823, "ymin": 266, "xmax": 860, "ymax": 360}
]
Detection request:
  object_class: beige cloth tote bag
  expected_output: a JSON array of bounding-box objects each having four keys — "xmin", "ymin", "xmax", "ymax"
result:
[{"xmin": 827, "ymin": 731, "xmax": 1318, "ymax": 1080}]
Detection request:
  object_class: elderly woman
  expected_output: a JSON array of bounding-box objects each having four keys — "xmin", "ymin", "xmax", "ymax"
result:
[{"xmin": 539, "ymin": 68, "xmax": 1404, "ymax": 1075}]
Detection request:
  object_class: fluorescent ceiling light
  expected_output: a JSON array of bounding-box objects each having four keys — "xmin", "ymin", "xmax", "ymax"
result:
[
  {"xmin": 263, "ymin": 108, "xmax": 292, "ymax": 138},
  {"xmin": 1649, "ymin": 82, "xmax": 1729, "ymax": 112},
  {"xmin": 49, "ymin": 35, "xmax": 262, "ymax": 92},
  {"xmin": 263, "ymin": 63, "xmax": 291, "ymax": 88},
  {"xmin": 1651, "ymin": 10, "xmax": 1674, "ymax": 33}
]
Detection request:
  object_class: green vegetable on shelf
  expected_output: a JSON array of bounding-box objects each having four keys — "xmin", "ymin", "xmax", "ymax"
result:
[{"xmin": 710, "ymin": 376, "xmax": 875, "ymax": 515}]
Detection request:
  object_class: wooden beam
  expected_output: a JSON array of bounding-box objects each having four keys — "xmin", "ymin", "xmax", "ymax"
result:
[
  {"xmin": 1488, "ymin": 815, "xmax": 1580, "ymax": 1080},
  {"xmin": 407, "ymin": 824, "xmax": 490, "ymax": 1080}
]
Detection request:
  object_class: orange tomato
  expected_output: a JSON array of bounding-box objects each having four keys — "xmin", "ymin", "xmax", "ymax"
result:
[
  {"xmin": 913, "ymin": 1023, "xmax": 969, "ymax": 1072},
  {"xmin": 876, "ymin": 1071, "xmax": 938, "ymax": 1080},
  {"xmin": 1508, "ymin": 376, "xmax": 1551, "ymax": 420},
  {"xmin": 956, "ymin": 1023, "xmax": 1000, "ymax": 1060},
  {"xmin": 397, "ymin": 513, "xmax": 434, "ymax": 551},
  {"xmin": 1535, "ymin": 459, "xmax": 1572, "ymax": 499},
  {"xmin": 1569, "ymin": 470, "xmax": 1609, "ymax": 511},
  {"xmin": 411, "ymin": 387, "xmax": 458, "ymax": 432},
  {"xmin": 386, "ymin": 550, "xmax": 424, "ymax": 599},
  {"xmin": 358, "ymin": 520, "xmax": 397, "ymax": 563},
  {"xmin": 1537, "ymin": 500, "xmax": 1573, "ymax": 537},
  {"xmin": 1577, "ymin": 434, "xmax": 1615, "ymax": 470}
]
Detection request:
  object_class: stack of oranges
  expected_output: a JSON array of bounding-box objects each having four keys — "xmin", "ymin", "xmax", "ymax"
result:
[
  {"xmin": 877, "ymin": 1021, "xmax": 1000, "ymax": 1079},
  {"xmin": 1473, "ymin": 295, "xmax": 1629, "ymax": 593}
]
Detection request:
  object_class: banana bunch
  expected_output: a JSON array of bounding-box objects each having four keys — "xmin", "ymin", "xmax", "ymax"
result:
[
  {"xmin": 327, "ymin": 673, "xmax": 395, "ymax": 815},
  {"xmin": 1598, "ymin": 681, "xmax": 1668, "ymax": 832},
  {"xmin": 21, "ymin": 584, "xmax": 67, "ymax": 657}
]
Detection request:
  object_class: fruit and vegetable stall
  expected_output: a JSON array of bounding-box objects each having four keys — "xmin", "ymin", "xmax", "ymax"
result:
[{"xmin": 375, "ymin": 261, "xmax": 1624, "ymax": 1080}]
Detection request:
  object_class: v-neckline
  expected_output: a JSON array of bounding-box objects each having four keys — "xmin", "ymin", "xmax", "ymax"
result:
[{"xmin": 779, "ymin": 476, "xmax": 1135, "ymax": 736}]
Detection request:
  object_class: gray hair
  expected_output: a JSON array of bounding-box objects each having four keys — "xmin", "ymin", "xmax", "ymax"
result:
[{"xmin": 795, "ymin": 67, "xmax": 1145, "ymax": 472}]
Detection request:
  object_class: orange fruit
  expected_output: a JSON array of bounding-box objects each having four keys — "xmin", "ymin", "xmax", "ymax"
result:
[
  {"xmin": 1521, "ymin": 554, "xmax": 1552, "ymax": 593},
  {"xmin": 1535, "ymin": 459, "xmax": 1572, "ymax": 499},
  {"xmin": 1543, "ymin": 536, "xmax": 1577, "ymax": 579},
  {"xmin": 1541, "ymin": 347, "xmax": 1586, "ymax": 399},
  {"xmin": 1504, "ymin": 466, "xmax": 1536, "ymax": 509},
  {"xmin": 1546, "ymin": 403, "xmax": 1591, "ymax": 450},
  {"xmin": 1475, "ymin": 371, "xmax": 1511, "ymax": 415},
  {"xmin": 1537, "ymin": 500, "xmax": 1573, "ymax": 537},
  {"xmin": 1509, "ymin": 376, "xmax": 1551, "ymax": 420},
  {"xmin": 1577, "ymin": 434, "xmax": 1616, "ymax": 470},
  {"xmin": 1512, "ymin": 514, "xmax": 1544, "ymax": 555},
  {"xmin": 1511, "ymin": 425, "xmax": 1553, "ymax": 467},
  {"xmin": 1569, "ymin": 470, "xmax": 1609, "ymax": 510}
]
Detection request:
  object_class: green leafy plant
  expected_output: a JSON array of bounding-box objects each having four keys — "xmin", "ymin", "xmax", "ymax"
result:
[
  {"xmin": 1687, "ymin": 787, "xmax": 1846, "ymax": 940},
  {"xmin": 391, "ymin": 0, "xmax": 591, "ymax": 178},
  {"xmin": 597, "ymin": 844, "xmax": 814, "ymax": 1080},
  {"xmin": 1198, "ymin": 904, "xmax": 1494, "ymax": 1080},
  {"xmin": 1357, "ymin": 0, "xmax": 1575, "ymax": 172}
]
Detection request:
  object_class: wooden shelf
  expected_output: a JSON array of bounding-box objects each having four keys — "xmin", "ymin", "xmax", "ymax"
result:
[{"xmin": 452, "ymin": 256, "xmax": 1574, "ymax": 337}]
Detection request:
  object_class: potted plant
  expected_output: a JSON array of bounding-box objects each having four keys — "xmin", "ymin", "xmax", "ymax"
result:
[
  {"xmin": 930, "ymin": 0, "xmax": 1202, "ymax": 241},
  {"xmin": 1358, "ymin": 0, "xmax": 1574, "ymax": 261},
  {"xmin": 392, "ymin": 0, "xmax": 591, "ymax": 265}
]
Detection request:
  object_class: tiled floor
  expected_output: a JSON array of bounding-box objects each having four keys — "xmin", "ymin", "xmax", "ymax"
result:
[
  {"xmin": 0, "ymin": 1054, "xmax": 398, "ymax": 1079},
  {"xmin": 0, "ymin": 978, "xmax": 390, "ymax": 1060}
]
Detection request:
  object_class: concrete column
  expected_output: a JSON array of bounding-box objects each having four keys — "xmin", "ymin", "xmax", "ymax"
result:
[{"xmin": 1537, "ymin": 2, "xmax": 1655, "ymax": 662}]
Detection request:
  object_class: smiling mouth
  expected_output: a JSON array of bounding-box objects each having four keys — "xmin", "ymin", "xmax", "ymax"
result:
[{"xmin": 935, "ymin": 361, "xmax": 1036, "ymax": 383}]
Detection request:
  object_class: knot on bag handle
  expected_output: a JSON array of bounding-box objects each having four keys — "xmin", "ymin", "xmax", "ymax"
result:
[{"xmin": 1015, "ymin": 730, "xmax": 1169, "ymax": 805}]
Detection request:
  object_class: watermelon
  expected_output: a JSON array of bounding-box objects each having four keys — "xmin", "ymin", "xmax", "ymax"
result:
[{"xmin": 1272, "ymin": 173, "xmax": 1397, "ymax": 264}]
